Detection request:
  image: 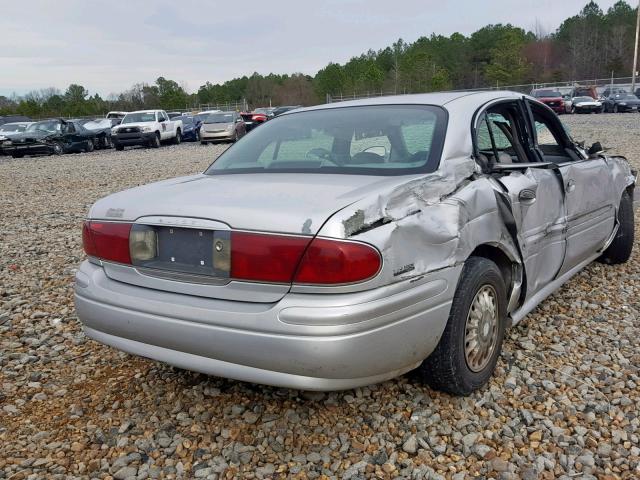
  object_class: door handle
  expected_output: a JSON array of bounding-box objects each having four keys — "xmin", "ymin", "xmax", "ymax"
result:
[
  {"xmin": 519, "ymin": 189, "xmax": 537, "ymax": 204},
  {"xmin": 566, "ymin": 179, "xmax": 576, "ymax": 192}
]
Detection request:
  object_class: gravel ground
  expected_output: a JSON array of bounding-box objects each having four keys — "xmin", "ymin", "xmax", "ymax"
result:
[{"xmin": 1, "ymin": 115, "xmax": 639, "ymax": 480}]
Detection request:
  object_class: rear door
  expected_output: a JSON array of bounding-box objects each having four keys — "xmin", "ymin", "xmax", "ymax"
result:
[
  {"xmin": 475, "ymin": 100, "xmax": 567, "ymax": 298},
  {"xmin": 526, "ymin": 100, "xmax": 615, "ymax": 275}
]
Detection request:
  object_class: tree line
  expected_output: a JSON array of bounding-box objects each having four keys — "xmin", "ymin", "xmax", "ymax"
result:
[{"xmin": 1, "ymin": 1, "xmax": 637, "ymax": 119}]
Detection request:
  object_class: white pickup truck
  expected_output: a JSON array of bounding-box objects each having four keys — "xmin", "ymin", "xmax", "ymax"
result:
[{"xmin": 111, "ymin": 110, "xmax": 183, "ymax": 150}]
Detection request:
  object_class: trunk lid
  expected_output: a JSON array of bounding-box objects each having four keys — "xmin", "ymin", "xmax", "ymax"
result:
[{"xmin": 91, "ymin": 173, "xmax": 413, "ymax": 302}]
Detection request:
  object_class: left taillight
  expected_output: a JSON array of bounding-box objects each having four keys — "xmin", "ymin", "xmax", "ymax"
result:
[{"xmin": 82, "ymin": 221, "xmax": 132, "ymax": 264}]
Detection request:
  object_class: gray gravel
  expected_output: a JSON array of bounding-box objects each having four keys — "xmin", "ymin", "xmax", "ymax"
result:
[{"xmin": 1, "ymin": 115, "xmax": 639, "ymax": 479}]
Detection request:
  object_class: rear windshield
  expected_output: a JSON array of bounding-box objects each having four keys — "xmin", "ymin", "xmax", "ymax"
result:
[
  {"xmin": 206, "ymin": 113, "xmax": 234, "ymax": 123},
  {"xmin": 573, "ymin": 96, "xmax": 594, "ymax": 102},
  {"xmin": 122, "ymin": 112, "xmax": 156, "ymax": 123},
  {"xmin": 533, "ymin": 90, "xmax": 561, "ymax": 97},
  {"xmin": 205, "ymin": 105, "xmax": 447, "ymax": 176}
]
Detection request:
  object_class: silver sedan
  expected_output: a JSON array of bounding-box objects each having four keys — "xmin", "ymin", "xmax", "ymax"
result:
[{"xmin": 75, "ymin": 91, "xmax": 635, "ymax": 394}]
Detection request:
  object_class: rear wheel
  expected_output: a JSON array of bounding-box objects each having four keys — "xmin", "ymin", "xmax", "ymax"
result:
[
  {"xmin": 614, "ymin": 104, "xmax": 619, "ymax": 113},
  {"xmin": 11, "ymin": 153, "xmax": 24, "ymax": 158},
  {"xmin": 599, "ymin": 191, "xmax": 634, "ymax": 264},
  {"xmin": 195, "ymin": 129, "xmax": 201, "ymax": 141},
  {"xmin": 115, "ymin": 144, "xmax": 124, "ymax": 151},
  {"xmin": 200, "ymin": 140, "xmax": 208, "ymax": 145},
  {"xmin": 85, "ymin": 139, "xmax": 94, "ymax": 152},
  {"xmin": 173, "ymin": 129, "xmax": 182, "ymax": 145},
  {"xmin": 418, "ymin": 256, "xmax": 507, "ymax": 395}
]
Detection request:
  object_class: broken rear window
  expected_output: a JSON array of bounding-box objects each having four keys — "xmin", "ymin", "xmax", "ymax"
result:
[{"xmin": 205, "ymin": 105, "xmax": 447, "ymax": 176}]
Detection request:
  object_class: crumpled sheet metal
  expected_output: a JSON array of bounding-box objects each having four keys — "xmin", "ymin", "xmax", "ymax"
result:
[{"xmin": 318, "ymin": 156, "xmax": 521, "ymax": 288}]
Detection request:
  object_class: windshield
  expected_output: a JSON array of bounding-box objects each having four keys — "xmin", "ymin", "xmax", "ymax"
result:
[
  {"xmin": 0, "ymin": 123, "xmax": 27, "ymax": 132},
  {"xmin": 205, "ymin": 113, "xmax": 234, "ymax": 124},
  {"xmin": 26, "ymin": 120, "xmax": 62, "ymax": 133},
  {"xmin": 122, "ymin": 112, "xmax": 156, "ymax": 123},
  {"xmin": 533, "ymin": 90, "xmax": 561, "ymax": 98},
  {"xmin": 254, "ymin": 108, "xmax": 273, "ymax": 114},
  {"xmin": 106, "ymin": 112, "xmax": 126, "ymax": 119},
  {"xmin": 205, "ymin": 105, "xmax": 447, "ymax": 176},
  {"xmin": 573, "ymin": 96, "xmax": 595, "ymax": 102},
  {"xmin": 621, "ymin": 94, "xmax": 638, "ymax": 100}
]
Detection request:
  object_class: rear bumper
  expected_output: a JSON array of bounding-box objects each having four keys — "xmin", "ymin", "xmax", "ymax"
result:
[{"xmin": 74, "ymin": 261, "xmax": 459, "ymax": 390}]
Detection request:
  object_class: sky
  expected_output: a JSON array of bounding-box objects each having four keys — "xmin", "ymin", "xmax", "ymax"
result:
[{"xmin": 0, "ymin": 0, "xmax": 623, "ymax": 98}]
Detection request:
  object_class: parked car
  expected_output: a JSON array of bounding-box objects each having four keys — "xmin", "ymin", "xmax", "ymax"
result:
[
  {"xmin": 254, "ymin": 107, "xmax": 276, "ymax": 117},
  {"xmin": 530, "ymin": 89, "xmax": 565, "ymax": 114},
  {"xmin": 111, "ymin": 110, "xmax": 183, "ymax": 150},
  {"xmin": 179, "ymin": 115, "xmax": 202, "ymax": 142},
  {"xmin": 269, "ymin": 105, "xmax": 302, "ymax": 118},
  {"xmin": 0, "ymin": 122, "xmax": 32, "ymax": 155},
  {"xmin": 603, "ymin": 92, "xmax": 640, "ymax": 113},
  {"xmin": 75, "ymin": 91, "xmax": 634, "ymax": 394},
  {"xmin": 601, "ymin": 87, "xmax": 628, "ymax": 99},
  {"xmin": 570, "ymin": 96, "xmax": 603, "ymax": 114},
  {"xmin": 71, "ymin": 118, "xmax": 114, "ymax": 149},
  {"xmin": 106, "ymin": 111, "xmax": 127, "ymax": 120},
  {"xmin": 0, "ymin": 121, "xmax": 33, "ymax": 138},
  {"xmin": 240, "ymin": 111, "xmax": 267, "ymax": 132},
  {"xmin": 571, "ymin": 85, "xmax": 598, "ymax": 99},
  {"xmin": 200, "ymin": 111, "xmax": 245, "ymax": 143},
  {"xmin": 0, "ymin": 115, "xmax": 31, "ymax": 126},
  {"xmin": 0, "ymin": 119, "xmax": 96, "ymax": 158}
]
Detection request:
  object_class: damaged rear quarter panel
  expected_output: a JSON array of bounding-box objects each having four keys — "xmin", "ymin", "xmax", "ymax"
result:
[{"xmin": 294, "ymin": 156, "xmax": 521, "ymax": 297}]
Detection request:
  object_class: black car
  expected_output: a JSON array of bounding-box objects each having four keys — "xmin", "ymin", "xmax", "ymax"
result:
[
  {"xmin": 603, "ymin": 93, "xmax": 640, "ymax": 113},
  {"xmin": 71, "ymin": 118, "xmax": 114, "ymax": 149},
  {"xmin": 0, "ymin": 119, "xmax": 96, "ymax": 158}
]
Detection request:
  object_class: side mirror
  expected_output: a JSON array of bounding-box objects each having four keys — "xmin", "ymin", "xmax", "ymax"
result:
[{"xmin": 587, "ymin": 142, "xmax": 603, "ymax": 156}]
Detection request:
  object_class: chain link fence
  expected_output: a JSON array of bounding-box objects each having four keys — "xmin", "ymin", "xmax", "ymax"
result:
[{"xmin": 326, "ymin": 77, "xmax": 639, "ymax": 103}]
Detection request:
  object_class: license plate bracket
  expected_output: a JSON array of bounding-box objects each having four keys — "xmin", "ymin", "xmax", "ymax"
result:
[{"xmin": 135, "ymin": 226, "xmax": 230, "ymax": 278}]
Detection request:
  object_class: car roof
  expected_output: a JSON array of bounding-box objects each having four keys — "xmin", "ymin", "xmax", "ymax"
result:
[
  {"xmin": 293, "ymin": 90, "xmax": 523, "ymax": 114},
  {"xmin": 286, "ymin": 90, "xmax": 531, "ymax": 165}
]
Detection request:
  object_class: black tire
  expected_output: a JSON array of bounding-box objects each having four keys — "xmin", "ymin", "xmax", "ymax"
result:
[
  {"xmin": 174, "ymin": 129, "xmax": 182, "ymax": 145},
  {"xmin": 195, "ymin": 129, "xmax": 201, "ymax": 141},
  {"xmin": 200, "ymin": 140, "xmax": 208, "ymax": 145},
  {"xmin": 51, "ymin": 142, "xmax": 64, "ymax": 155},
  {"xmin": 599, "ymin": 191, "xmax": 634, "ymax": 264},
  {"xmin": 85, "ymin": 139, "xmax": 95, "ymax": 152},
  {"xmin": 11, "ymin": 153, "xmax": 24, "ymax": 158},
  {"xmin": 115, "ymin": 144, "xmax": 124, "ymax": 151},
  {"xmin": 418, "ymin": 256, "xmax": 507, "ymax": 395},
  {"xmin": 613, "ymin": 104, "xmax": 619, "ymax": 113},
  {"xmin": 150, "ymin": 133, "xmax": 161, "ymax": 148}
]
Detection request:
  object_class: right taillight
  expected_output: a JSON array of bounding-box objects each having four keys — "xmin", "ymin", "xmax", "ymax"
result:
[
  {"xmin": 294, "ymin": 238, "xmax": 381, "ymax": 284},
  {"xmin": 230, "ymin": 232, "xmax": 311, "ymax": 283},
  {"xmin": 229, "ymin": 232, "xmax": 380, "ymax": 285}
]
